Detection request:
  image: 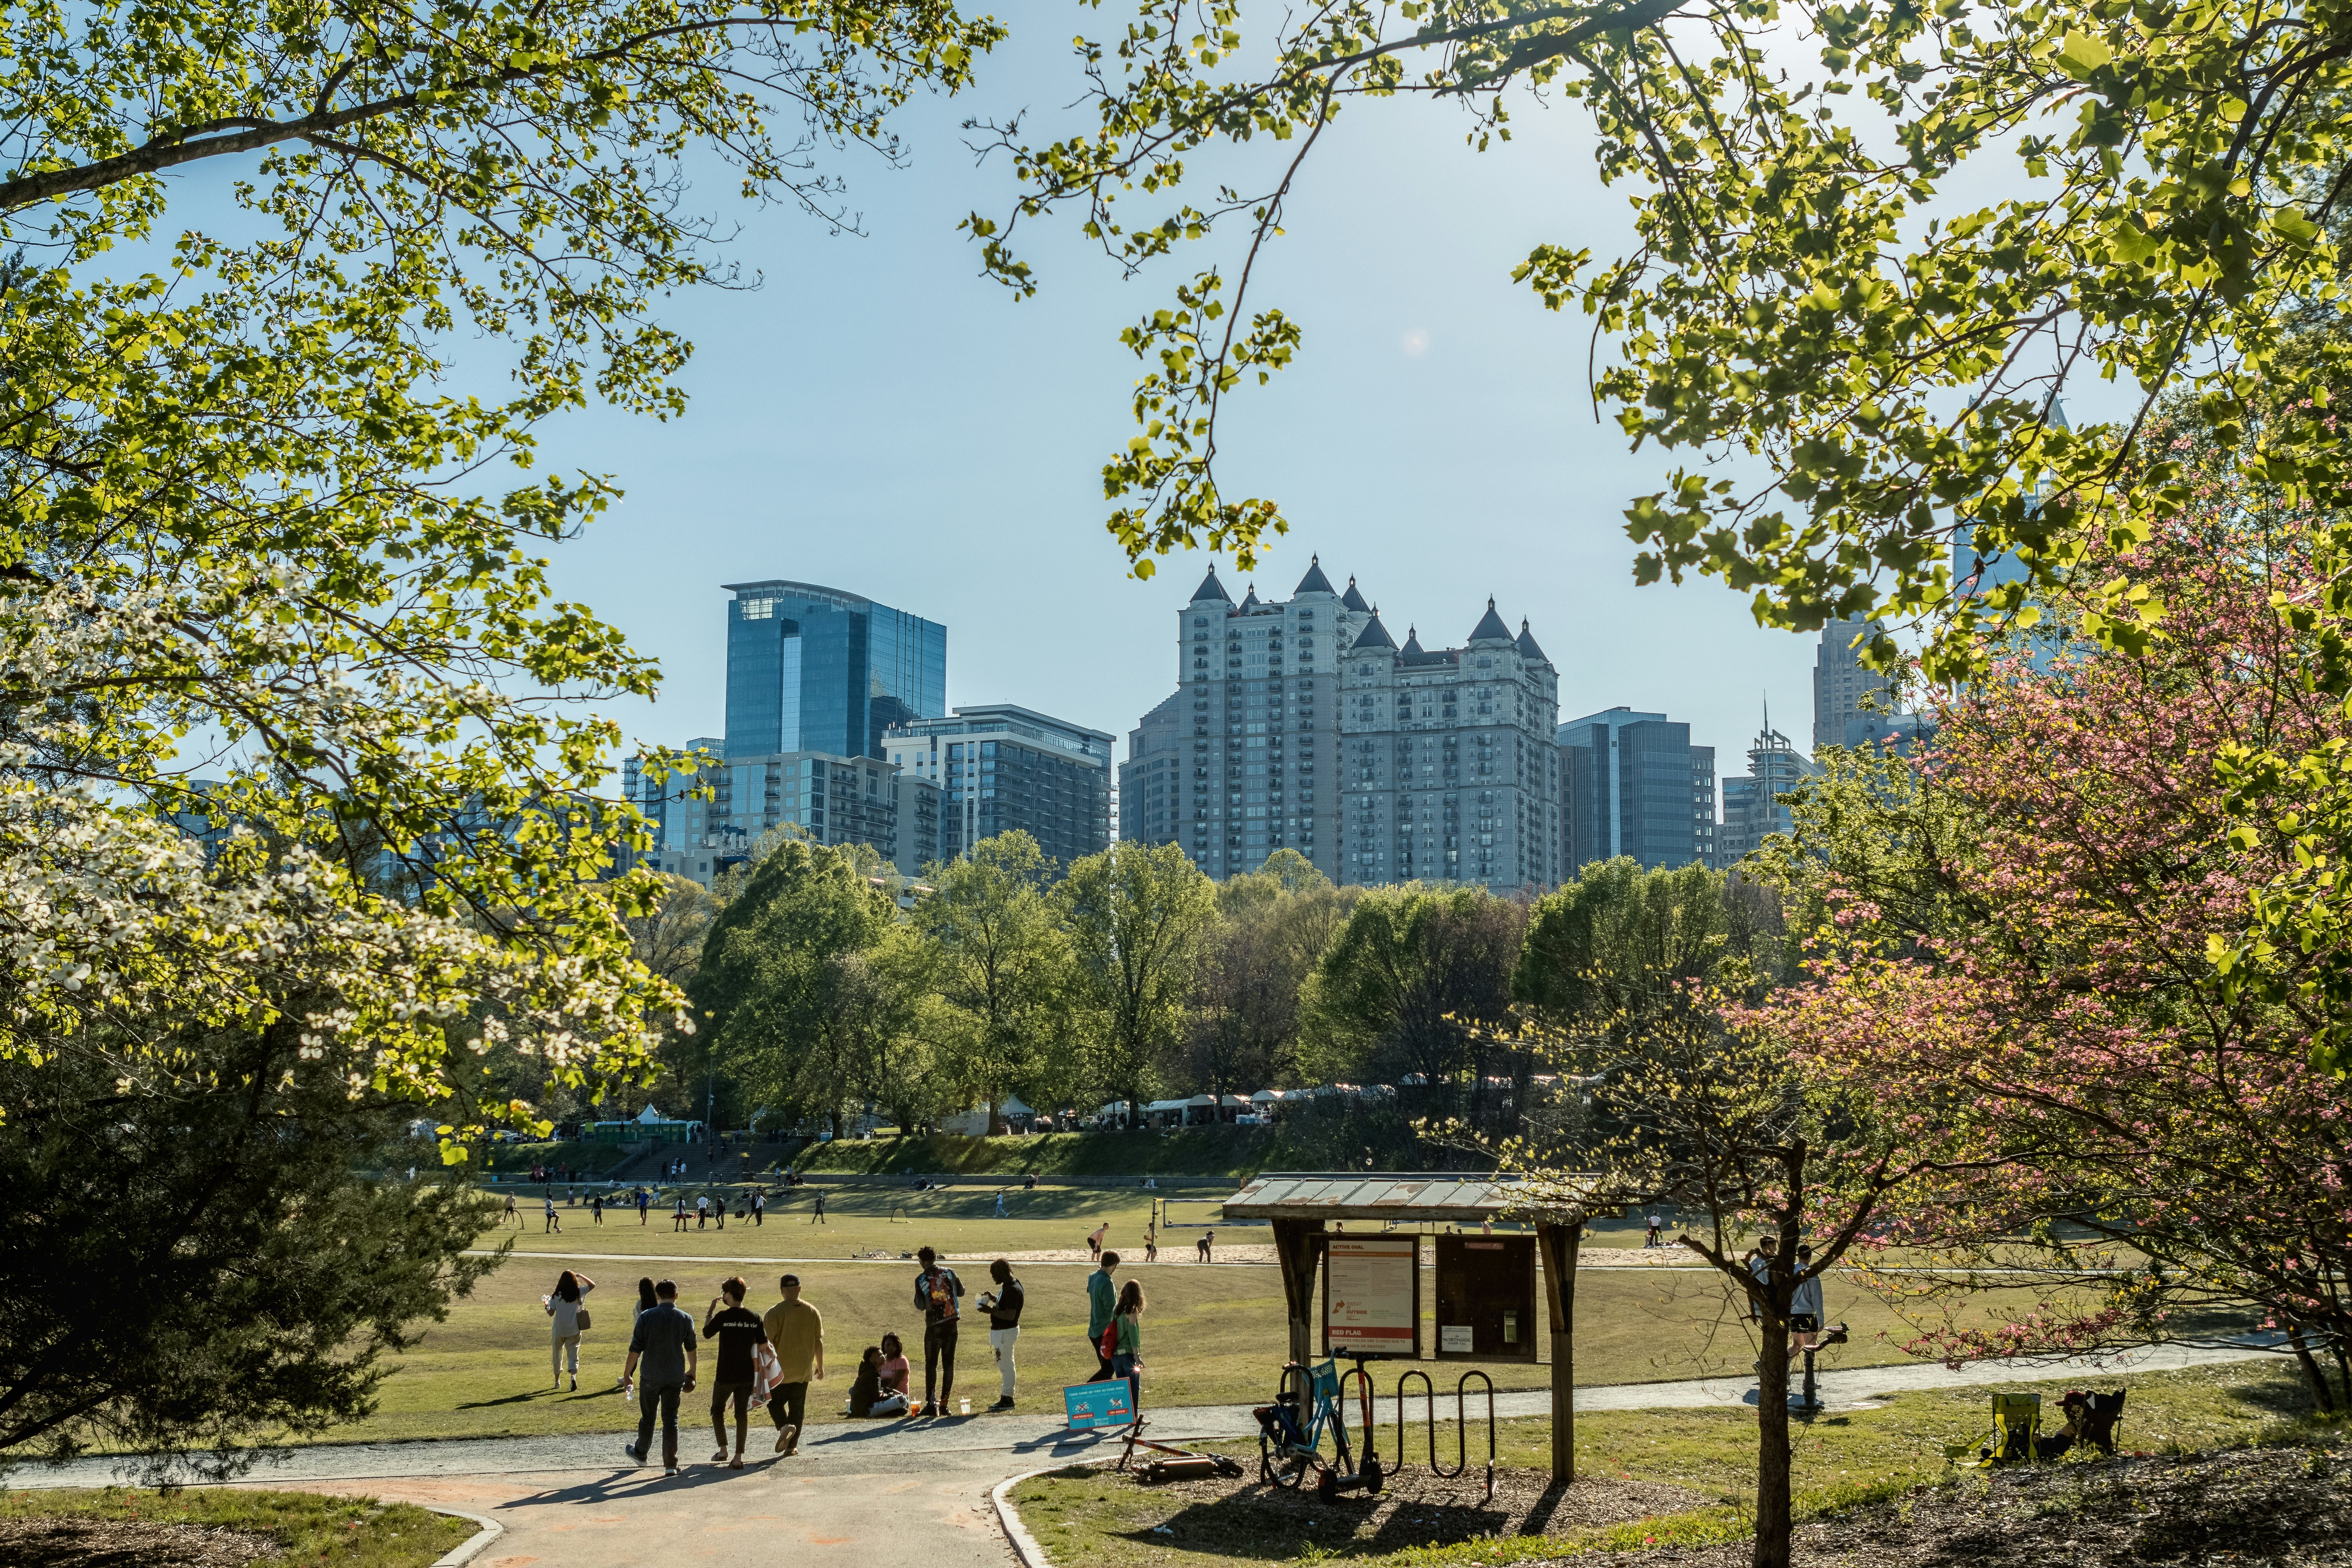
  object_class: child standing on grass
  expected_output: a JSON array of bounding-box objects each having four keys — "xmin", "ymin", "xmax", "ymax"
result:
[
  {"xmin": 544, "ymin": 1194, "xmax": 562, "ymax": 1233},
  {"xmin": 1111, "ymin": 1280, "xmax": 1145, "ymax": 1410}
]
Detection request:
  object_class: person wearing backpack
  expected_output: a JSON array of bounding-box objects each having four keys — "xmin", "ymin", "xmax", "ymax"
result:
[
  {"xmin": 1084, "ymin": 1251, "xmax": 1121, "ymax": 1382},
  {"xmin": 910, "ymin": 1246, "xmax": 964, "ymax": 1417}
]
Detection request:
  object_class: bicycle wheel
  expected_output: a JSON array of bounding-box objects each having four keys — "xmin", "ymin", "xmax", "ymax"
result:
[{"xmin": 1271, "ymin": 1445, "xmax": 1311, "ymax": 1491}]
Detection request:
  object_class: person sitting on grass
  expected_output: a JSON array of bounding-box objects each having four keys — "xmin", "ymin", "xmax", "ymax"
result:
[
  {"xmin": 862, "ymin": 1333, "xmax": 911, "ymax": 1417},
  {"xmin": 847, "ymin": 1345, "xmax": 891, "ymax": 1419}
]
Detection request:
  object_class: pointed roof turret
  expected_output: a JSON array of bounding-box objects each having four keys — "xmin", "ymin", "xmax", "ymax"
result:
[
  {"xmin": 1350, "ymin": 612, "xmax": 1397, "ymax": 652},
  {"xmin": 1401, "ymin": 625, "xmax": 1424, "ymax": 657},
  {"xmin": 1240, "ymin": 584, "xmax": 1261, "ymax": 611},
  {"xmin": 1468, "ymin": 596, "xmax": 1514, "ymax": 644},
  {"xmin": 1341, "ymin": 576, "xmax": 1371, "ymax": 613},
  {"xmin": 1190, "ymin": 565, "xmax": 1233, "ymax": 604},
  {"xmin": 1515, "ymin": 617, "xmax": 1549, "ymax": 664},
  {"xmin": 1294, "ymin": 555, "xmax": 1336, "ymax": 596}
]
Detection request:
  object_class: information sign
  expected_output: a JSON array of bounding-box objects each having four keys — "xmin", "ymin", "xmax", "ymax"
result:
[
  {"xmin": 1321, "ymin": 1234, "xmax": 1421, "ymax": 1356},
  {"xmin": 1063, "ymin": 1380, "xmax": 1134, "ymax": 1428}
]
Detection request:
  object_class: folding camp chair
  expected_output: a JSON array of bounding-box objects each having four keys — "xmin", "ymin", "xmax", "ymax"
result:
[{"xmin": 1947, "ymin": 1391, "xmax": 2042, "ymax": 1468}]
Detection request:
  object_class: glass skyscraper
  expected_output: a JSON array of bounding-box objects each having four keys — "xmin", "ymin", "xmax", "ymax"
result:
[{"xmin": 722, "ymin": 581, "xmax": 947, "ymax": 761}]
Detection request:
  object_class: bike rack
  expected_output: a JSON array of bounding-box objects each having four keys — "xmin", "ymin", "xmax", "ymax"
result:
[{"xmin": 1392, "ymin": 1369, "xmax": 1497, "ymax": 1500}]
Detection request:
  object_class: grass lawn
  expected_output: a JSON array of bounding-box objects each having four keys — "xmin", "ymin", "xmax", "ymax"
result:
[
  {"xmin": 0, "ymin": 1487, "xmax": 474, "ymax": 1568},
  {"xmin": 295, "ymin": 1182, "xmax": 2170, "ymax": 1445},
  {"xmin": 1007, "ymin": 1361, "xmax": 2338, "ymax": 1568}
]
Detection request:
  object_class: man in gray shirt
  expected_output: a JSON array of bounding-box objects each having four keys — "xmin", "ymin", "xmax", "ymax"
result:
[{"xmin": 623, "ymin": 1278, "xmax": 699, "ymax": 1472}]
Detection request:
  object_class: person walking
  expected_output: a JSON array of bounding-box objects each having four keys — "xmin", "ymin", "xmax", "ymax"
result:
[
  {"xmin": 702, "ymin": 1276, "xmax": 768, "ymax": 1469},
  {"xmin": 617, "ymin": 1277, "xmax": 658, "ymax": 1389},
  {"xmin": 622, "ymin": 1279, "xmax": 698, "ymax": 1473},
  {"xmin": 673, "ymin": 1195, "xmax": 689, "ymax": 1232},
  {"xmin": 546, "ymin": 1269, "xmax": 595, "ymax": 1391},
  {"xmin": 993, "ymin": 1191, "xmax": 1007, "ymax": 1219},
  {"xmin": 696, "ymin": 1192, "xmax": 710, "ymax": 1230},
  {"xmin": 981, "ymin": 1257, "xmax": 1023, "ymax": 1411},
  {"xmin": 761, "ymin": 1273, "xmax": 825, "ymax": 1455},
  {"xmin": 637, "ymin": 1186, "xmax": 650, "ymax": 1226},
  {"xmin": 1111, "ymin": 1279, "xmax": 1146, "ymax": 1411},
  {"xmin": 811, "ymin": 1189, "xmax": 827, "ymax": 1225},
  {"xmin": 591, "ymin": 1192, "xmax": 605, "ymax": 1225},
  {"xmin": 1084, "ymin": 1251, "xmax": 1120, "ymax": 1382},
  {"xmin": 751, "ymin": 1189, "xmax": 765, "ymax": 1227},
  {"xmin": 1788, "ymin": 1244, "xmax": 1825, "ymax": 1370},
  {"xmin": 912, "ymin": 1246, "xmax": 965, "ymax": 1417},
  {"xmin": 543, "ymin": 1193, "xmax": 562, "ymax": 1234}
]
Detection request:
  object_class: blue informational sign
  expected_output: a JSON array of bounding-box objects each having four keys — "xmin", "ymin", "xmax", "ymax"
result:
[{"xmin": 1063, "ymin": 1381, "xmax": 1135, "ymax": 1429}]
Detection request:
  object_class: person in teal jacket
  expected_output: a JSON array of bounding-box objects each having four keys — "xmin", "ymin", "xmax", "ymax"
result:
[{"xmin": 1084, "ymin": 1251, "xmax": 1121, "ymax": 1381}]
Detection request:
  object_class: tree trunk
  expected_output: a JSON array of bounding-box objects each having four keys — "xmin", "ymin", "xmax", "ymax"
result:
[
  {"xmin": 2287, "ymin": 1324, "xmax": 2335, "ymax": 1415},
  {"xmin": 1754, "ymin": 1313, "xmax": 1793, "ymax": 1568}
]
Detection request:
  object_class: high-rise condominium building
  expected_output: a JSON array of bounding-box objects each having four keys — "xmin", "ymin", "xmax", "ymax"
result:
[
  {"xmin": 1128, "ymin": 559, "xmax": 1370, "ymax": 880},
  {"xmin": 1123, "ymin": 561, "xmax": 1562, "ymax": 889},
  {"xmin": 1558, "ymin": 708, "xmax": 1716, "ymax": 875},
  {"xmin": 1813, "ymin": 616, "xmax": 1896, "ymax": 754},
  {"xmin": 1343, "ymin": 601, "xmax": 1562, "ymax": 890},
  {"xmin": 882, "ymin": 705, "xmax": 1113, "ymax": 873},
  {"xmin": 722, "ymin": 580, "xmax": 946, "ymax": 761},
  {"xmin": 1716, "ymin": 716, "xmax": 1820, "ymax": 866}
]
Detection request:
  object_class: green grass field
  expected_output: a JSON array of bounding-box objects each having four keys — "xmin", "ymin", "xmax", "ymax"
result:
[
  {"xmin": 0, "ymin": 1488, "xmax": 474, "ymax": 1568},
  {"xmin": 1008, "ymin": 1361, "xmax": 2340, "ymax": 1568},
  {"xmin": 299, "ymin": 1183, "xmax": 2200, "ymax": 1446}
]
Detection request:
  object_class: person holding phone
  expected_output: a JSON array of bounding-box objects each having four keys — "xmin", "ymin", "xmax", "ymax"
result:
[{"xmin": 981, "ymin": 1258, "xmax": 1024, "ymax": 1411}]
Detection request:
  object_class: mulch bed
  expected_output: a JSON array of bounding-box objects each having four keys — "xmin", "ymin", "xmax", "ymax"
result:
[
  {"xmin": 1113, "ymin": 1461, "xmax": 1702, "ymax": 1555},
  {"xmin": 1550, "ymin": 1444, "xmax": 2352, "ymax": 1566},
  {"xmin": 0, "ymin": 1516, "xmax": 280, "ymax": 1568}
]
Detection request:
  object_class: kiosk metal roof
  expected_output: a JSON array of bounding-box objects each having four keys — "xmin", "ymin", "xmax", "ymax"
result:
[{"xmin": 1223, "ymin": 1172, "xmax": 1594, "ymax": 1224}]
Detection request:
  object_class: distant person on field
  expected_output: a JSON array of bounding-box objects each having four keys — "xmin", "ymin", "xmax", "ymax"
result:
[
  {"xmin": 982, "ymin": 1257, "xmax": 1023, "ymax": 1410},
  {"xmin": 503, "ymin": 1193, "xmax": 517, "ymax": 1228},
  {"xmin": 702, "ymin": 1275, "xmax": 768, "ymax": 1469},
  {"xmin": 1111, "ymin": 1279, "xmax": 1147, "ymax": 1410},
  {"xmin": 1144, "ymin": 1223, "xmax": 1158, "ymax": 1263},
  {"xmin": 762, "ymin": 1272, "xmax": 825, "ymax": 1455},
  {"xmin": 993, "ymin": 1192, "xmax": 1007, "ymax": 1219},
  {"xmin": 543, "ymin": 1193, "xmax": 562, "ymax": 1234},
  {"xmin": 591, "ymin": 1192, "xmax": 605, "ymax": 1225},
  {"xmin": 637, "ymin": 1186, "xmax": 650, "ymax": 1225},
  {"xmin": 1645, "ymin": 1211, "xmax": 1662, "ymax": 1248},
  {"xmin": 696, "ymin": 1192, "xmax": 710, "ymax": 1230},
  {"xmin": 1788, "ymin": 1244, "xmax": 1826, "ymax": 1368},
  {"xmin": 752, "ymin": 1189, "xmax": 765, "ymax": 1226},
  {"xmin": 1197, "ymin": 1229, "xmax": 1213, "ymax": 1263},
  {"xmin": 546, "ymin": 1268, "xmax": 595, "ymax": 1392},
  {"xmin": 1085, "ymin": 1250, "xmax": 1121, "ymax": 1382},
  {"xmin": 673, "ymin": 1196, "xmax": 689, "ymax": 1232},
  {"xmin": 811, "ymin": 1189, "xmax": 827, "ymax": 1224},
  {"xmin": 622, "ymin": 1278, "xmax": 698, "ymax": 1472},
  {"xmin": 1087, "ymin": 1222, "xmax": 1108, "ymax": 1261},
  {"xmin": 912, "ymin": 1245, "xmax": 965, "ymax": 1416}
]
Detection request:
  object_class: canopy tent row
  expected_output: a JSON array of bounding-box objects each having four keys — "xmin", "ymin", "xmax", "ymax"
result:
[{"xmin": 1222, "ymin": 1172, "xmax": 1593, "ymax": 1483}]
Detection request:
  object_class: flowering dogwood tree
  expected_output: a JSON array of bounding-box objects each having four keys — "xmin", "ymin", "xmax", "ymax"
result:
[{"xmin": 1758, "ymin": 470, "xmax": 2352, "ymax": 1413}]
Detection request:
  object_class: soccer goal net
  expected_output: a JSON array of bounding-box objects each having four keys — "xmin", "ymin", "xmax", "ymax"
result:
[{"xmin": 1154, "ymin": 1197, "xmax": 1226, "ymax": 1229}]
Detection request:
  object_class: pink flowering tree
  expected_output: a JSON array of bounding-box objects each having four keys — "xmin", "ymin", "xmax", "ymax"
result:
[{"xmin": 1756, "ymin": 475, "xmax": 2352, "ymax": 1413}]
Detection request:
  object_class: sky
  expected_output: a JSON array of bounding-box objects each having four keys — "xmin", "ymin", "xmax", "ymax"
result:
[{"xmin": 493, "ymin": 23, "xmax": 1840, "ymax": 781}]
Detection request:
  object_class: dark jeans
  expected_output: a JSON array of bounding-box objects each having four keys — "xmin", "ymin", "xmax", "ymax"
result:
[
  {"xmin": 711, "ymin": 1379, "xmax": 752, "ymax": 1452},
  {"xmin": 635, "ymin": 1380, "xmax": 683, "ymax": 1467},
  {"xmin": 767, "ymin": 1380, "xmax": 808, "ymax": 1430},
  {"xmin": 924, "ymin": 1321, "xmax": 958, "ymax": 1408},
  {"xmin": 1086, "ymin": 1332, "xmax": 1114, "ymax": 1382}
]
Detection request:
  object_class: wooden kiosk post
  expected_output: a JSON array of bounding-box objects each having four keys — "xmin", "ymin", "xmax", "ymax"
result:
[{"xmin": 1223, "ymin": 1172, "xmax": 1591, "ymax": 1485}]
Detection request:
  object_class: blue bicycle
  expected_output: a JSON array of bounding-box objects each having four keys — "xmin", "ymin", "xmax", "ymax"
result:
[{"xmin": 1252, "ymin": 1355, "xmax": 1384, "ymax": 1501}]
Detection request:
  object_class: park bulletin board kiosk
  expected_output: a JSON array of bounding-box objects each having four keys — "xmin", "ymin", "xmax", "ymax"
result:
[{"xmin": 1222, "ymin": 1173, "xmax": 1590, "ymax": 1483}]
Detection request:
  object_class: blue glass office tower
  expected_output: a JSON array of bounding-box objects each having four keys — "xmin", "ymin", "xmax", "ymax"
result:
[{"xmin": 723, "ymin": 581, "xmax": 947, "ymax": 761}]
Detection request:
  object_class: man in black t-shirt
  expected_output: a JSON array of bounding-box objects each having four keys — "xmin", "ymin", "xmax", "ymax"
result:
[
  {"xmin": 981, "ymin": 1257, "xmax": 1024, "ymax": 1410},
  {"xmin": 702, "ymin": 1275, "xmax": 769, "ymax": 1467}
]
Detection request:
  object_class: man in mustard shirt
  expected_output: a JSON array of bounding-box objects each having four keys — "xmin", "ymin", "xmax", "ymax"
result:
[{"xmin": 762, "ymin": 1272, "xmax": 825, "ymax": 1455}]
